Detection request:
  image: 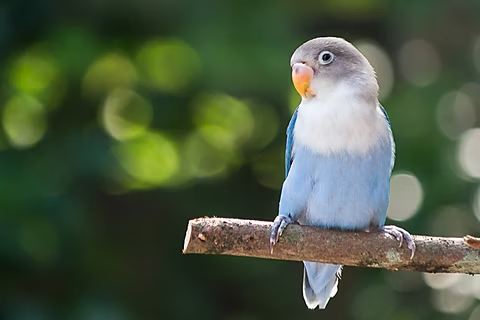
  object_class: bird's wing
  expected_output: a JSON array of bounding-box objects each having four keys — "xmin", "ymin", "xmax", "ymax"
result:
[
  {"xmin": 285, "ymin": 107, "xmax": 299, "ymax": 177},
  {"xmin": 379, "ymin": 103, "xmax": 396, "ymax": 172},
  {"xmin": 379, "ymin": 104, "xmax": 390, "ymax": 126}
]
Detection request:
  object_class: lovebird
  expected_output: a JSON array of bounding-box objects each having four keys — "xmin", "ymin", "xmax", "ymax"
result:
[{"xmin": 270, "ymin": 37, "xmax": 416, "ymax": 309}]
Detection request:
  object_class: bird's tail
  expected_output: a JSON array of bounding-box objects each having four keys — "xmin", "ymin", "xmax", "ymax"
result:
[{"xmin": 302, "ymin": 262, "xmax": 342, "ymax": 309}]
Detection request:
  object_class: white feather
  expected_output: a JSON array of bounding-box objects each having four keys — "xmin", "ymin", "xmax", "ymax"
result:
[{"xmin": 294, "ymin": 81, "xmax": 390, "ymax": 155}]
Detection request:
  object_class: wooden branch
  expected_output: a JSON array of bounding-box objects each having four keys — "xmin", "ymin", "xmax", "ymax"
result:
[{"xmin": 183, "ymin": 217, "xmax": 480, "ymax": 274}]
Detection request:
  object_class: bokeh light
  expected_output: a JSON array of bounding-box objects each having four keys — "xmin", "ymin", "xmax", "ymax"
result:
[
  {"xmin": 429, "ymin": 206, "xmax": 473, "ymax": 237},
  {"xmin": 432, "ymin": 288, "xmax": 474, "ymax": 314},
  {"xmin": 387, "ymin": 173, "xmax": 423, "ymax": 221},
  {"xmin": 9, "ymin": 47, "xmax": 61, "ymax": 105},
  {"xmin": 114, "ymin": 131, "xmax": 179, "ymax": 187},
  {"xmin": 424, "ymin": 273, "xmax": 478, "ymax": 314},
  {"xmin": 247, "ymin": 103, "xmax": 279, "ymax": 150},
  {"xmin": 473, "ymin": 36, "xmax": 480, "ymax": 74},
  {"xmin": 448, "ymin": 274, "xmax": 480, "ymax": 298},
  {"xmin": 460, "ymin": 82, "xmax": 480, "ymax": 113},
  {"xmin": 436, "ymin": 91, "xmax": 476, "ymax": 140},
  {"xmin": 398, "ymin": 39, "xmax": 441, "ymax": 87},
  {"xmin": 136, "ymin": 38, "xmax": 201, "ymax": 93},
  {"xmin": 183, "ymin": 132, "xmax": 229, "ymax": 179},
  {"xmin": 457, "ymin": 128, "xmax": 480, "ymax": 179},
  {"xmin": 355, "ymin": 40, "xmax": 394, "ymax": 100},
  {"xmin": 193, "ymin": 93, "xmax": 254, "ymax": 154},
  {"xmin": 473, "ymin": 186, "xmax": 480, "ymax": 222},
  {"xmin": 83, "ymin": 52, "xmax": 137, "ymax": 97},
  {"xmin": 3, "ymin": 95, "xmax": 47, "ymax": 149},
  {"xmin": 102, "ymin": 89, "xmax": 153, "ymax": 141},
  {"xmin": 423, "ymin": 273, "xmax": 462, "ymax": 290}
]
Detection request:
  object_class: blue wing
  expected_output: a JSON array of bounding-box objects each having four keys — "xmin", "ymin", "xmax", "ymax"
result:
[
  {"xmin": 379, "ymin": 103, "xmax": 395, "ymax": 173},
  {"xmin": 285, "ymin": 107, "xmax": 299, "ymax": 177},
  {"xmin": 379, "ymin": 104, "xmax": 390, "ymax": 126}
]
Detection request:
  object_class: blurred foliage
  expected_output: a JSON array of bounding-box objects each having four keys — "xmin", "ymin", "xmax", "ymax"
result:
[{"xmin": 0, "ymin": 0, "xmax": 480, "ymax": 319}]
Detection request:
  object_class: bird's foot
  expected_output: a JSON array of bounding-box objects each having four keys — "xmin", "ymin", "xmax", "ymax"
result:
[
  {"xmin": 383, "ymin": 225, "xmax": 416, "ymax": 259},
  {"xmin": 270, "ymin": 215, "xmax": 294, "ymax": 254}
]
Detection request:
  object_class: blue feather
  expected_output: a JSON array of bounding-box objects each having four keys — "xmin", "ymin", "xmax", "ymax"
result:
[
  {"xmin": 379, "ymin": 104, "xmax": 390, "ymax": 126},
  {"xmin": 279, "ymin": 137, "xmax": 392, "ymax": 230},
  {"xmin": 285, "ymin": 107, "xmax": 298, "ymax": 177}
]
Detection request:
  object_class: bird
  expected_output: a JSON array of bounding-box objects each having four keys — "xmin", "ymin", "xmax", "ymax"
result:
[{"xmin": 269, "ymin": 37, "xmax": 415, "ymax": 310}]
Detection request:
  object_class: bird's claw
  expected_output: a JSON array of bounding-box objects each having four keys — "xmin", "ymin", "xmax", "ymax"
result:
[
  {"xmin": 383, "ymin": 225, "xmax": 416, "ymax": 259},
  {"xmin": 270, "ymin": 215, "xmax": 293, "ymax": 254}
]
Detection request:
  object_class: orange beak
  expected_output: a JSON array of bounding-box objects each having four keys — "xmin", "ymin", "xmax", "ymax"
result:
[{"xmin": 292, "ymin": 63, "xmax": 314, "ymax": 98}]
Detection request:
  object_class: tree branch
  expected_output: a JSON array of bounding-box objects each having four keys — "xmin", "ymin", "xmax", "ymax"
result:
[{"xmin": 183, "ymin": 217, "xmax": 480, "ymax": 274}]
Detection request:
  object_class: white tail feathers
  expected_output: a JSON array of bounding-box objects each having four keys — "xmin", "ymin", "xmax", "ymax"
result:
[{"xmin": 302, "ymin": 262, "xmax": 342, "ymax": 309}]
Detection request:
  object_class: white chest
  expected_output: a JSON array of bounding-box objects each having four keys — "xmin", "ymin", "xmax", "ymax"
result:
[{"xmin": 294, "ymin": 90, "xmax": 391, "ymax": 155}]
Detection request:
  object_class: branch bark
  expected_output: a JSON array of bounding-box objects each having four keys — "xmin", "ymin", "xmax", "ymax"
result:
[{"xmin": 183, "ymin": 217, "xmax": 480, "ymax": 274}]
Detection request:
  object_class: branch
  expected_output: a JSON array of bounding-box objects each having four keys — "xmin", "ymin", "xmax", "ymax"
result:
[{"xmin": 183, "ymin": 217, "xmax": 480, "ymax": 274}]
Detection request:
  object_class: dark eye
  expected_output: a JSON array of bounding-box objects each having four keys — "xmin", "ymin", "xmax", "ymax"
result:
[{"xmin": 318, "ymin": 50, "xmax": 335, "ymax": 65}]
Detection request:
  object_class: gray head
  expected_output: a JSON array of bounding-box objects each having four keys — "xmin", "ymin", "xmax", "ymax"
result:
[{"xmin": 290, "ymin": 37, "xmax": 378, "ymax": 103}]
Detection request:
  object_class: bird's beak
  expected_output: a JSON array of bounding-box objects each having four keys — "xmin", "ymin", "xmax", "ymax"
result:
[{"xmin": 292, "ymin": 63, "xmax": 314, "ymax": 98}]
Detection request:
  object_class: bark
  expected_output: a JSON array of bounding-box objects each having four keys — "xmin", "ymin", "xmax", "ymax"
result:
[{"xmin": 183, "ymin": 217, "xmax": 480, "ymax": 274}]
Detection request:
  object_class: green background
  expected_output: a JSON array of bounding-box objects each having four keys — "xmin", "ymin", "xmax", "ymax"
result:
[{"xmin": 1, "ymin": 0, "xmax": 480, "ymax": 319}]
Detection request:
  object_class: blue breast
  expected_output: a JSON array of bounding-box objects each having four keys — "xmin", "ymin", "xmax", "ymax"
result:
[{"xmin": 279, "ymin": 138, "xmax": 393, "ymax": 231}]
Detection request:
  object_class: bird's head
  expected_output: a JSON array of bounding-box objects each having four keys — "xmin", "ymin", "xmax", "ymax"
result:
[{"xmin": 290, "ymin": 37, "xmax": 379, "ymax": 103}]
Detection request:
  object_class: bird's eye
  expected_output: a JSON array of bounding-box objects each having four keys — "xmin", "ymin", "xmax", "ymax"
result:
[{"xmin": 318, "ymin": 51, "xmax": 335, "ymax": 65}]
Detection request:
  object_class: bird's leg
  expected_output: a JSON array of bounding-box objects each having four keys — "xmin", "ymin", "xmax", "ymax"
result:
[
  {"xmin": 270, "ymin": 215, "xmax": 294, "ymax": 254},
  {"xmin": 382, "ymin": 225, "xmax": 416, "ymax": 259}
]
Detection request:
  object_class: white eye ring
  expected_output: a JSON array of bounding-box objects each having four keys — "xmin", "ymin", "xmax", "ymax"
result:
[{"xmin": 318, "ymin": 51, "xmax": 335, "ymax": 65}]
